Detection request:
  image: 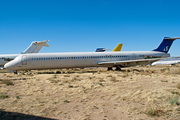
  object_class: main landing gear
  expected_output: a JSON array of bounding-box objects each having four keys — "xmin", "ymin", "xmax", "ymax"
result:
[
  {"xmin": 14, "ymin": 71, "xmax": 17, "ymax": 74},
  {"xmin": 107, "ymin": 67, "xmax": 122, "ymax": 71},
  {"xmin": 7, "ymin": 69, "xmax": 17, "ymax": 74},
  {"xmin": 115, "ymin": 67, "xmax": 121, "ymax": 71},
  {"xmin": 107, "ymin": 67, "xmax": 113, "ymax": 71}
]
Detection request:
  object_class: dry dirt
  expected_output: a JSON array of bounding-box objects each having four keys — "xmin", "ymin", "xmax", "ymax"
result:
[{"xmin": 0, "ymin": 65, "xmax": 180, "ymax": 120}]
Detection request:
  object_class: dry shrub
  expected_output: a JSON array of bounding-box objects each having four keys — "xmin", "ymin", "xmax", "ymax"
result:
[
  {"xmin": 161, "ymin": 80, "xmax": 168, "ymax": 82},
  {"xmin": 53, "ymin": 75, "xmax": 57, "ymax": 78},
  {"xmin": 176, "ymin": 83, "xmax": 180, "ymax": 89},
  {"xmin": 121, "ymin": 74, "xmax": 128, "ymax": 78},
  {"xmin": 133, "ymin": 69, "xmax": 141, "ymax": 72},
  {"xmin": 68, "ymin": 84, "xmax": 73, "ymax": 88},
  {"xmin": 171, "ymin": 91, "xmax": 179, "ymax": 95},
  {"xmin": 110, "ymin": 77, "xmax": 117, "ymax": 82},
  {"xmin": 169, "ymin": 97, "xmax": 179, "ymax": 105},
  {"xmin": 0, "ymin": 80, "xmax": 14, "ymax": 86},
  {"xmin": 47, "ymin": 78, "xmax": 59, "ymax": 83},
  {"xmin": 160, "ymin": 68, "xmax": 167, "ymax": 73},
  {"xmin": 63, "ymin": 79, "xmax": 69, "ymax": 83},
  {"xmin": 98, "ymin": 78, "xmax": 104, "ymax": 82},
  {"xmin": 50, "ymin": 80, "xmax": 59, "ymax": 83},
  {"xmin": 126, "ymin": 69, "xmax": 132, "ymax": 72},
  {"xmin": 36, "ymin": 71, "xmax": 55, "ymax": 74},
  {"xmin": 64, "ymin": 100, "xmax": 70, "ymax": 103},
  {"xmin": 145, "ymin": 106, "xmax": 165, "ymax": 117},
  {"xmin": 0, "ymin": 93, "xmax": 9, "ymax": 99},
  {"xmin": 64, "ymin": 75, "xmax": 70, "ymax": 77},
  {"xmin": 66, "ymin": 70, "xmax": 75, "ymax": 74},
  {"xmin": 72, "ymin": 77, "xmax": 78, "ymax": 81},
  {"xmin": 107, "ymin": 75, "xmax": 112, "ymax": 77}
]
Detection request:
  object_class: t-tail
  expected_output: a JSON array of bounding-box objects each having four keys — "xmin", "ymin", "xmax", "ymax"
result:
[
  {"xmin": 22, "ymin": 40, "xmax": 49, "ymax": 54},
  {"xmin": 153, "ymin": 37, "xmax": 180, "ymax": 53},
  {"xmin": 112, "ymin": 43, "xmax": 123, "ymax": 52},
  {"xmin": 95, "ymin": 43, "xmax": 123, "ymax": 52}
]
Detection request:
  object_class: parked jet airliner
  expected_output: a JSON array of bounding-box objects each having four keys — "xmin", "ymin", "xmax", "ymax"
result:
[
  {"xmin": 4, "ymin": 37, "xmax": 180, "ymax": 73},
  {"xmin": 0, "ymin": 40, "xmax": 49, "ymax": 67},
  {"xmin": 151, "ymin": 57, "xmax": 180, "ymax": 66}
]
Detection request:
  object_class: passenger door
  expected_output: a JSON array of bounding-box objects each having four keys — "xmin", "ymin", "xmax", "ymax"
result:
[{"xmin": 22, "ymin": 55, "xmax": 27, "ymax": 65}]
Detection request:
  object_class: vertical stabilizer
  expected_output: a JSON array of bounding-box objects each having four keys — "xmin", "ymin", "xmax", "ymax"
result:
[
  {"xmin": 22, "ymin": 40, "xmax": 49, "ymax": 54},
  {"xmin": 153, "ymin": 37, "xmax": 180, "ymax": 53},
  {"xmin": 112, "ymin": 44, "xmax": 123, "ymax": 52}
]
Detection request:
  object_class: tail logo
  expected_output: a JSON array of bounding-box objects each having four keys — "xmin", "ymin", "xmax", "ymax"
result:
[{"xmin": 163, "ymin": 46, "xmax": 169, "ymax": 52}]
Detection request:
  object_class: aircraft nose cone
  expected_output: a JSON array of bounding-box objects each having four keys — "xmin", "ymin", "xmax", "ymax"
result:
[{"xmin": 4, "ymin": 62, "xmax": 13, "ymax": 69}]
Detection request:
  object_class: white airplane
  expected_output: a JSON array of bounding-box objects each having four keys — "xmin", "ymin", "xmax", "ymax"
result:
[
  {"xmin": 0, "ymin": 40, "xmax": 49, "ymax": 67},
  {"xmin": 151, "ymin": 57, "xmax": 180, "ymax": 66},
  {"xmin": 4, "ymin": 37, "xmax": 180, "ymax": 73}
]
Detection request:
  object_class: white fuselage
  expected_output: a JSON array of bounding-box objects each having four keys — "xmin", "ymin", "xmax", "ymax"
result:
[
  {"xmin": 4, "ymin": 51, "xmax": 169, "ymax": 70},
  {"xmin": 152, "ymin": 60, "xmax": 180, "ymax": 65}
]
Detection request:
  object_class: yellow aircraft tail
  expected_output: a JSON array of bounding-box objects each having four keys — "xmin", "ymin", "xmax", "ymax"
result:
[{"xmin": 112, "ymin": 44, "xmax": 123, "ymax": 52}]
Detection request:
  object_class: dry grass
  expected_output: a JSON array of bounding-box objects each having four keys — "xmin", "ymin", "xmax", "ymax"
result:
[
  {"xmin": 145, "ymin": 106, "xmax": 165, "ymax": 117},
  {"xmin": 0, "ymin": 66, "xmax": 180, "ymax": 119},
  {"xmin": 170, "ymin": 68, "xmax": 180, "ymax": 74}
]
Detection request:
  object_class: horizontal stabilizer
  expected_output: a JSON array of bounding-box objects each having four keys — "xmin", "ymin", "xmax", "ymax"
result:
[
  {"xmin": 32, "ymin": 40, "xmax": 50, "ymax": 47},
  {"xmin": 95, "ymin": 48, "xmax": 110, "ymax": 52},
  {"xmin": 164, "ymin": 37, "xmax": 180, "ymax": 40}
]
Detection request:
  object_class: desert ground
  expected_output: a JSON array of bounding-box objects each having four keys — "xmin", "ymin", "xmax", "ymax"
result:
[{"xmin": 0, "ymin": 65, "xmax": 180, "ymax": 120}]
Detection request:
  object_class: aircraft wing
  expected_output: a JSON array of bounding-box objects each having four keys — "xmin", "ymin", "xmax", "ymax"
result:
[{"xmin": 98, "ymin": 58, "xmax": 162, "ymax": 67}]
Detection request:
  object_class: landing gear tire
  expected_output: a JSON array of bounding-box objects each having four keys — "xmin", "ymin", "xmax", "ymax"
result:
[
  {"xmin": 107, "ymin": 67, "xmax": 113, "ymax": 71},
  {"xmin": 14, "ymin": 71, "xmax": 17, "ymax": 74},
  {"xmin": 115, "ymin": 67, "xmax": 121, "ymax": 71}
]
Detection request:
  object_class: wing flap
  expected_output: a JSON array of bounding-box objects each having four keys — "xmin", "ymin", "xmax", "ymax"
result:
[{"xmin": 98, "ymin": 58, "xmax": 162, "ymax": 67}]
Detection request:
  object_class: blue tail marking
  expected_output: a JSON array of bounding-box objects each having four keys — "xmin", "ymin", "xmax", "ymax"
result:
[{"xmin": 153, "ymin": 37, "xmax": 177, "ymax": 53}]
